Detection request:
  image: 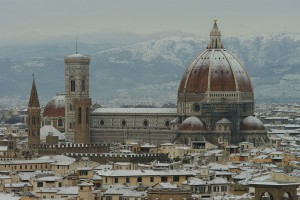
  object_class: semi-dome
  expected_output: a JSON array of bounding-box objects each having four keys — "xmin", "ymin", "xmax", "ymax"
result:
[
  {"xmin": 179, "ymin": 116, "xmax": 206, "ymax": 131},
  {"xmin": 43, "ymin": 94, "xmax": 65, "ymax": 117},
  {"xmin": 178, "ymin": 20, "xmax": 252, "ymax": 94},
  {"xmin": 240, "ymin": 116, "xmax": 265, "ymax": 131},
  {"xmin": 216, "ymin": 118, "xmax": 231, "ymax": 124}
]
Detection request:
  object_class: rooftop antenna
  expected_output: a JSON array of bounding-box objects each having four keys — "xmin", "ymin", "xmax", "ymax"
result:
[{"xmin": 76, "ymin": 36, "xmax": 78, "ymax": 54}]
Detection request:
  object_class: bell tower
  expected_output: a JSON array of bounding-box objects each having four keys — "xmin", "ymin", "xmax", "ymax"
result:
[
  {"xmin": 27, "ymin": 75, "xmax": 41, "ymax": 147},
  {"xmin": 64, "ymin": 53, "xmax": 91, "ymax": 143}
]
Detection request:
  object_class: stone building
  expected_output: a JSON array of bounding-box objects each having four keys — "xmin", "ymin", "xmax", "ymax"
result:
[
  {"xmin": 28, "ymin": 20, "xmax": 268, "ymax": 147},
  {"xmin": 27, "ymin": 76, "xmax": 41, "ymax": 147},
  {"xmin": 89, "ymin": 20, "xmax": 268, "ymax": 146},
  {"xmin": 64, "ymin": 53, "xmax": 91, "ymax": 143}
]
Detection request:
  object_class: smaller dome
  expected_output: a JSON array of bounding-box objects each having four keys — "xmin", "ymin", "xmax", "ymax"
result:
[
  {"xmin": 240, "ymin": 116, "xmax": 265, "ymax": 131},
  {"xmin": 216, "ymin": 118, "xmax": 231, "ymax": 124},
  {"xmin": 179, "ymin": 116, "xmax": 206, "ymax": 131},
  {"xmin": 43, "ymin": 95, "xmax": 65, "ymax": 117}
]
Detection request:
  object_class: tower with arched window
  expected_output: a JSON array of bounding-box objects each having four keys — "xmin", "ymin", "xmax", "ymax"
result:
[
  {"xmin": 64, "ymin": 53, "xmax": 91, "ymax": 143},
  {"xmin": 27, "ymin": 76, "xmax": 41, "ymax": 147}
]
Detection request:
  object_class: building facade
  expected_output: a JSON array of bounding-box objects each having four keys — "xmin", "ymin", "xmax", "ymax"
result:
[
  {"xmin": 89, "ymin": 20, "xmax": 268, "ymax": 146},
  {"xmin": 27, "ymin": 76, "xmax": 41, "ymax": 147},
  {"xmin": 64, "ymin": 54, "xmax": 91, "ymax": 143},
  {"xmin": 29, "ymin": 20, "xmax": 268, "ymax": 147}
]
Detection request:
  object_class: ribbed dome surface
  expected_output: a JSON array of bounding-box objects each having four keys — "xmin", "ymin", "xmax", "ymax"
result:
[
  {"xmin": 178, "ymin": 20, "xmax": 252, "ymax": 94},
  {"xmin": 179, "ymin": 116, "xmax": 206, "ymax": 131},
  {"xmin": 43, "ymin": 95, "xmax": 65, "ymax": 117},
  {"xmin": 240, "ymin": 116, "xmax": 265, "ymax": 131},
  {"xmin": 178, "ymin": 49, "xmax": 252, "ymax": 93}
]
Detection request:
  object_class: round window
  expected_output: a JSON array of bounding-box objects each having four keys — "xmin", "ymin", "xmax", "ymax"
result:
[
  {"xmin": 122, "ymin": 120, "xmax": 126, "ymax": 126},
  {"xmin": 165, "ymin": 120, "xmax": 170, "ymax": 127},
  {"xmin": 143, "ymin": 120, "xmax": 149, "ymax": 127},
  {"xmin": 193, "ymin": 103, "xmax": 200, "ymax": 112},
  {"xmin": 100, "ymin": 120, "xmax": 104, "ymax": 125}
]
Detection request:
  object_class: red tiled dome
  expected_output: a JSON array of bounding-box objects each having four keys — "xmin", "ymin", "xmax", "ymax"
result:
[
  {"xmin": 43, "ymin": 95, "xmax": 65, "ymax": 117},
  {"xmin": 179, "ymin": 116, "xmax": 206, "ymax": 131},
  {"xmin": 178, "ymin": 21, "xmax": 252, "ymax": 94},
  {"xmin": 240, "ymin": 116, "xmax": 265, "ymax": 131}
]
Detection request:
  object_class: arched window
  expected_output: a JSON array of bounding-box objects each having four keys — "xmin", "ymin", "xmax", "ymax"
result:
[
  {"xmin": 69, "ymin": 103, "xmax": 73, "ymax": 112},
  {"xmin": 69, "ymin": 121, "xmax": 73, "ymax": 129},
  {"xmin": 81, "ymin": 79, "xmax": 86, "ymax": 92},
  {"xmin": 70, "ymin": 78, "xmax": 75, "ymax": 92},
  {"xmin": 32, "ymin": 117, "xmax": 35, "ymax": 125},
  {"xmin": 58, "ymin": 118, "xmax": 63, "ymax": 127},
  {"xmin": 86, "ymin": 107, "xmax": 89, "ymax": 123},
  {"xmin": 78, "ymin": 107, "xmax": 82, "ymax": 124}
]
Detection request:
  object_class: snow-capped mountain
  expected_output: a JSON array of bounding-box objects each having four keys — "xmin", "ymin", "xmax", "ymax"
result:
[{"xmin": 1, "ymin": 33, "xmax": 300, "ymax": 106}]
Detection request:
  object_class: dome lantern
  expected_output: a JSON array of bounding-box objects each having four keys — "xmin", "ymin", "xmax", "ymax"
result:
[{"xmin": 207, "ymin": 19, "xmax": 223, "ymax": 49}]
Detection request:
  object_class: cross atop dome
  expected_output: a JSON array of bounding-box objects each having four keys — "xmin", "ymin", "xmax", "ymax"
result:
[{"xmin": 207, "ymin": 19, "xmax": 224, "ymax": 49}]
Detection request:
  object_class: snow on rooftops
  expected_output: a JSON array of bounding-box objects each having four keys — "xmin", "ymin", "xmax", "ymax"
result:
[
  {"xmin": 77, "ymin": 167, "xmax": 92, "ymax": 170},
  {"xmin": 5, "ymin": 182, "xmax": 32, "ymax": 187},
  {"xmin": 56, "ymin": 186, "xmax": 78, "ymax": 195},
  {"xmin": 208, "ymin": 177, "xmax": 228, "ymax": 184},
  {"xmin": 78, "ymin": 182, "xmax": 93, "ymax": 186},
  {"xmin": 0, "ymin": 193, "xmax": 21, "ymax": 200},
  {"xmin": 0, "ymin": 175, "xmax": 10, "ymax": 180},
  {"xmin": 233, "ymin": 172, "xmax": 253, "ymax": 180},
  {"xmin": 92, "ymin": 174, "xmax": 102, "ymax": 180},
  {"xmin": 104, "ymin": 186, "xmax": 130, "ymax": 195},
  {"xmin": 184, "ymin": 177, "xmax": 206, "ymax": 185},
  {"xmin": 96, "ymin": 169, "xmax": 197, "ymax": 177},
  {"xmin": 140, "ymin": 143, "xmax": 156, "ymax": 148},
  {"xmin": 93, "ymin": 107, "xmax": 177, "ymax": 114},
  {"xmin": 122, "ymin": 189, "xmax": 147, "ymax": 197},
  {"xmin": 160, "ymin": 142, "xmax": 173, "ymax": 146},
  {"xmin": 39, "ymin": 155, "xmax": 76, "ymax": 165},
  {"xmin": 0, "ymin": 146, "xmax": 8, "ymax": 151},
  {"xmin": 40, "ymin": 125, "xmax": 65, "ymax": 142},
  {"xmin": 93, "ymin": 164, "xmax": 112, "ymax": 170},
  {"xmin": 155, "ymin": 182, "xmax": 179, "ymax": 188},
  {"xmin": 37, "ymin": 187, "xmax": 60, "ymax": 193},
  {"xmin": 0, "ymin": 159, "xmax": 54, "ymax": 165},
  {"xmin": 207, "ymin": 163, "xmax": 229, "ymax": 171},
  {"xmin": 36, "ymin": 176, "xmax": 62, "ymax": 182}
]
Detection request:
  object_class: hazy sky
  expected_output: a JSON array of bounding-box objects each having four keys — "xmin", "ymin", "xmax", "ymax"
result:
[{"xmin": 0, "ymin": 0, "xmax": 299, "ymax": 44}]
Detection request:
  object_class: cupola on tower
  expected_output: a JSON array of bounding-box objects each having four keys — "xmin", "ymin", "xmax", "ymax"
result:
[
  {"xmin": 64, "ymin": 53, "xmax": 91, "ymax": 143},
  {"xmin": 177, "ymin": 20, "xmax": 255, "ymax": 144}
]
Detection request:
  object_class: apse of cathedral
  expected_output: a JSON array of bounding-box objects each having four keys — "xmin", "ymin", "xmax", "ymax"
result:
[{"xmin": 27, "ymin": 20, "xmax": 268, "ymax": 147}]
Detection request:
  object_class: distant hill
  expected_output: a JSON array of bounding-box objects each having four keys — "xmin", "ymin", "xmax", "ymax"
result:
[{"xmin": 1, "ymin": 33, "xmax": 300, "ymax": 106}]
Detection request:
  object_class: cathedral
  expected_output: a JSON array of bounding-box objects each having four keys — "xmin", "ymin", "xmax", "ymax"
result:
[{"xmin": 28, "ymin": 20, "xmax": 268, "ymax": 147}]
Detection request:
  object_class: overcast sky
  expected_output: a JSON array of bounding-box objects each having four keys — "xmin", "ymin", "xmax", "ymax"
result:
[{"xmin": 0, "ymin": 0, "xmax": 299, "ymax": 44}]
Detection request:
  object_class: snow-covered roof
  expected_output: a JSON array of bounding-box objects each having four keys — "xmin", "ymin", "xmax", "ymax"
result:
[
  {"xmin": 0, "ymin": 146, "xmax": 8, "ymax": 152},
  {"xmin": 40, "ymin": 125, "xmax": 65, "ymax": 142},
  {"xmin": 156, "ymin": 182, "xmax": 178, "ymax": 188},
  {"xmin": 56, "ymin": 186, "xmax": 78, "ymax": 195},
  {"xmin": 36, "ymin": 176, "xmax": 62, "ymax": 182},
  {"xmin": 93, "ymin": 107, "xmax": 177, "ymax": 114},
  {"xmin": 0, "ymin": 193, "xmax": 21, "ymax": 200},
  {"xmin": 96, "ymin": 169, "xmax": 197, "ymax": 177}
]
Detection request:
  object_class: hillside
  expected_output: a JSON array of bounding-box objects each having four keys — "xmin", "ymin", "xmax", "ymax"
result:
[{"xmin": 1, "ymin": 33, "xmax": 300, "ymax": 106}]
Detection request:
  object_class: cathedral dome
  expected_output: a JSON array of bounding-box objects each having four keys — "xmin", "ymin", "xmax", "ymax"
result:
[
  {"xmin": 179, "ymin": 116, "xmax": 206, "ymax": 131},
  {"xmin": 178, "ymin": 20, "xmax": 253, "ymax": 94},
  {"xmin": 240, "ymin": 116, "xmax": 265, "ymax": 131},
  {"xmin": 43, "ymin": 94, "xmax": 65, "ymax": 117}
]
